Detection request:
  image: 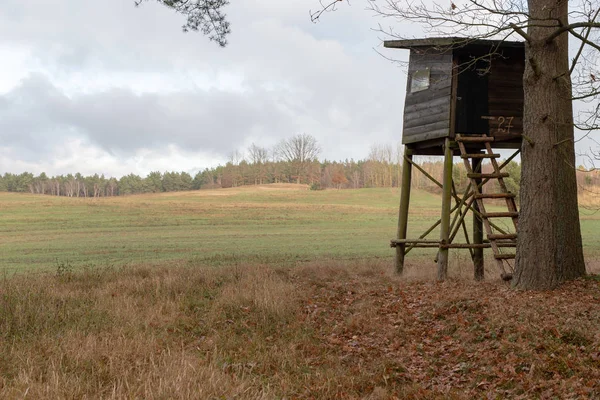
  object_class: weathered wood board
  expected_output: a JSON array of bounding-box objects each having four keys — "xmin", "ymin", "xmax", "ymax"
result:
[{"xmin": 385, "ymin": 38, "xmax": 525, "ymax": 151}]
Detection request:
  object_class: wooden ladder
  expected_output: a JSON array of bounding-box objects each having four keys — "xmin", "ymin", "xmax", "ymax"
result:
[{"xmin": 455, "ymin": 134, "xmax": 519, "ymax": 279}]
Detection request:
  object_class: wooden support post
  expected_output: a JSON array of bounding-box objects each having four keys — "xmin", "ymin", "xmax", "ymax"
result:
[
  {"xmin": 395, "ymin": 148, "xmax": 413, "ymax": 275},
  {"xmin": 472, "ymin": 156, "xmax": 484, "ymax": 280},
  {"xmin": 437, "ymin": 139, "xmax": 453, "ymax": 281}
]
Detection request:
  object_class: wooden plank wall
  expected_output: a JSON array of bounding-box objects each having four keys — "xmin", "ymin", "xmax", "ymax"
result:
[
  {"xmin": 402, "ymin": 51, "xmax": 453, "ymax": 144},
  {"xmin": 487, "ymin": 48, "xmax": 525, "ymax": 139}
]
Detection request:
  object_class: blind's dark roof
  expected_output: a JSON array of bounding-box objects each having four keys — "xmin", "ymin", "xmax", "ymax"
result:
[{"xmin": 384, "ymin": 37, "xmax": 524, "ymax": 50}]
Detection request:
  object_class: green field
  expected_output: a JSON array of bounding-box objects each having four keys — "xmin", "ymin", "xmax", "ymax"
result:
[{"xmin": 1, "ymin": 184, "xmax": 599, "ymax": 273}]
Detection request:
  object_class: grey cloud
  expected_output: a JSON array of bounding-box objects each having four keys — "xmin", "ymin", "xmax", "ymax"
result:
[
  {"xmin": 0, "ymin": 74, "xmax": 297, "ymax": 157},
  {"xmin": 0, "ymin": 75, "xmax": 72, "ymax": 155},
  {"xmin": 68, "ymin": 88, "xmax": 293, "ymax": 154}
]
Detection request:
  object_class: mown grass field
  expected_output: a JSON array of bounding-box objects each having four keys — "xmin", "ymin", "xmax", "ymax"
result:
[
  {"xmin": 1, "ymin": 185, "xmax": 407, "ymax": 273},
  {"xmin": 0, "ymin": 185, "xmax": 599, "ymax": 399},
  {"xmin": 2, "ymin": 184, "xmax": 599, "ymax": 274}
]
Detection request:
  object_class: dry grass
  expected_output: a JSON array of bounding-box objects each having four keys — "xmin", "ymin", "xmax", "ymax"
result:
[
  {"xmin": 578, "ymin": 190, "xmax": 600, "ymax": 209},
  {"xmin": 173, "ymin": 183, "xmax": 311, "ymax": 198},
  {"xmin": 0, "ymin": 263, "xmax": 302, "ymax": 398},
  {"xmin": 1, "ymin": 260, "xmax": 599, "ymax": 399}
]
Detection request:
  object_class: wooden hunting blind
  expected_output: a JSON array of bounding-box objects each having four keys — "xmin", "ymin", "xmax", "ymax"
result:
[
  {"xmin": 385, "ymin": 38, "xmax": 525, "ymax": 154},
  {"xmin": 385, "ymin": 38, "xmax": 525, "ymax": 281}
]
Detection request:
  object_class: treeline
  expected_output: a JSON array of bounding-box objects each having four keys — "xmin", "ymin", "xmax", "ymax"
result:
[
  {"xmin": 0, "ymin": 160, "xmax": 523, "ymax": 197},
  {"xmin": 0, "ymin": 171, "xmax": 196, "ymax": 197},
  {"xmin": 0, "ymin": 158, "xmax": 401, "ymax": 197},
  {"xmin": 2, "ymin": 160, "xmax": 599, "ymax": 198},
  {"xmin": 1, "ymin": 131, "xmax": 598, "ymax": 197}
]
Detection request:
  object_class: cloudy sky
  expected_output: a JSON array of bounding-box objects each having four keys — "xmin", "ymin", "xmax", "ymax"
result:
[
  {"xmin": 1, "ymin": 1, "xmax": 596, "ymax": 178},
  {"xmin": 0, "ymin": 0, "xmax": 423, "ymax": 177}
]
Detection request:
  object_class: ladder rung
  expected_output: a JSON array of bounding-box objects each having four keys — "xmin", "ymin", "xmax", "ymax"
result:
[
  {"xmin": 455, "ymin": 136, "xmax": 495, "ymax": 143},
  {"xmin": 483, "ymin": 212, "xmax": 519, "ymax": 218},
  {"xmin": 496, "ymin": 242, "xmax": 517, "ymax": 247},
  {"xmin": 475, "ymin": 193, "xmax": 516, "ymax": 199},
  {"xmin": 468, "ymin": 173, "xmax": 510, "ymax": 179},
  {"xmin": 494, "ymin": 253, "xmax": 516, "ymax": 260},
  {"xmin": 460, "ymin": 153, "xmax": 501, "ymax": 159},
  {"xmin": 484, "ymin": 240, "xmax": 516, "ymax": 247},
  {"xmin": 488, "ymin": 233, "xmax": 517, "ymax": 240},
  {"xmin": 484, "ymin": 239, "xmax": 516, "ymax": 244}
]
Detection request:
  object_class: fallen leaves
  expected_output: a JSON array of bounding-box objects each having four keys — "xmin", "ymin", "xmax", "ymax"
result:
[{"xmin": 296, "ymin": 269, "xmax": 600, "ymax": 398}]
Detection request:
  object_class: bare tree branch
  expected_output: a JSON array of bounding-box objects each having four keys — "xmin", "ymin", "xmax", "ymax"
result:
[
  {"xmin": 310, "ymin": 0, "xmax": 347, "ymax": 23},
  {"xmin": 545, "ymin": 21, "xmax": 600, "ymax": 43},
  {"xmin": 567, "ymin": 8, "xmax": 600, "ymax": 76},
  {"xmin": 568, "ymin": 28, "xmax": 600, "ymax": 52},
  {"xmin": 510, "ymin": 22, "xmax": 532, "ymax": 41}
]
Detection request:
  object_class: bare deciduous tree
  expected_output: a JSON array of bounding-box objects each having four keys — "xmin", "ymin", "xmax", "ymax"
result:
[
  {"xmin": 369, "ymin": 143, "xmax": 395, "ymax": 187},
  {"xmin": 248, "ymin": 143, "xmax": 269, "ymax": 165},
  {"xmin": 228, "ymin": 150, "xmax": 244, "ymax": 166},
  {"xmin": 248, "ymin": 143, "xmax": 270, "ymax": 184},
  {"xmin": 275, "ymin": 134, "xmax": 321, "ymax": 184}
]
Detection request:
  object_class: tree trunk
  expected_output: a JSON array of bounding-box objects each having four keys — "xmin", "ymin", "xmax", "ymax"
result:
[{"xmin": 514, "ymin": 0, "xmax": 586, "ymax": 289}]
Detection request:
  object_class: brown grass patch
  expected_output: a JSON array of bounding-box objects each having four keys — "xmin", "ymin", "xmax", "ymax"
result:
[
  {"xmin": 171, "ymin": 183, "xmax": 311, "ymax": 198},
  {"xmin": 1, "ymin": 261, "xmax": 599, "ymax": 398},
  {"xmin": 578, "ymin": 190, "xmax": 600, "ymax": 209}
]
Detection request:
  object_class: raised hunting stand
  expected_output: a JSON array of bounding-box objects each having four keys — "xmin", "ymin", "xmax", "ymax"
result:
[{"xmin": 385, "ymin": 38, "xmax": 524, "ymax": 281}]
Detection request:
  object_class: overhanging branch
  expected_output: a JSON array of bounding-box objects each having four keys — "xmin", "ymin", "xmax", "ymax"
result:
[
  {"xmin": 545, "ymin": 21, "xmax": 600, "ymax": 43},
  {"xmin": 310, "ymin": 0, "xmax": 345, "ymax": 23},
  {"xmin": 569, "ymin": 8, "xmax": 599, "ymax": 76},
  {"xmin": 568, "ymin": 28, "xmax": 600, "ymax": 52},
  {"xmin": 510, "ymin": 23, "xmax": 532, "ymax": 42}
]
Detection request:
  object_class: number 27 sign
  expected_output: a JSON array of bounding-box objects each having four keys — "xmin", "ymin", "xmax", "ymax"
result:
[{"xmin": 481, "ymin": 116, "xmax": 515, "ymax": 134}]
